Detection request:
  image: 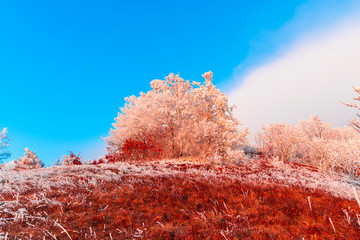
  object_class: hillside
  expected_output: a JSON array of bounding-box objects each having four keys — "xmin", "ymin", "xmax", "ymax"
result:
[{"xmin": 1, "ymin": 159, "xmax": 360, "ymax": 239}]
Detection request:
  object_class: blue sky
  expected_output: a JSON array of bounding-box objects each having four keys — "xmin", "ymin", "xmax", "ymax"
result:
[{"xmin": 0, "ymin": 0, "xmax": 358, "ymax": 166}]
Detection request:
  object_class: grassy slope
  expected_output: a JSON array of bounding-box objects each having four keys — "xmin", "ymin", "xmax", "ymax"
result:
[{"xmin": 1, "ymin": 159, "xmax": 360, "ymax": 239}]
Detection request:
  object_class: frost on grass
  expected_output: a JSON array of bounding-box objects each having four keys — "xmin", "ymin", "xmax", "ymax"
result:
[
  {"xmin": 1, "ymin": 159, "xmax": 359, "ymax": 199},
  {"xmin": 1, "ymin": 158, "xmax": 360, "ymax": 238}
]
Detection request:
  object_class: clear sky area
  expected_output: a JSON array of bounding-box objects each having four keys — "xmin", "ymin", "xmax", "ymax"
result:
[{"xmin": 1, "ymin": 0, "xmax": 359, "ymax": 166}]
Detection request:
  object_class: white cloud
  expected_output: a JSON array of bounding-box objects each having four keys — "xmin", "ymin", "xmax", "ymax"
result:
[{"xmin": 229, "ymin": 17, "xmax": 360, "ymax": 140}]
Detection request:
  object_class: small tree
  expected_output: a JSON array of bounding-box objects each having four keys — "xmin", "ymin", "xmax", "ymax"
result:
[
  {"xmin": 15, "ymin": 147, "xmax": 44, "ymax": 170},
  {"xmin": 0, "ymin": 127, "xmax": 11, "ymax": 163},
  {"xmin": 343, "ymin": 85, "xmax": 360, "ymax": 133},
  {"xmin": 60, "ymin": 151, "xmax": 82, "ymax": 166}
]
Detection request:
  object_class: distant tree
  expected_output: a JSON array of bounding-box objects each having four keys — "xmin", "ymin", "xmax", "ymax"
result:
[
  {"xmin": 106, "ymin": 72, "xmax": 248, "ymax": 162},
  {"xmin": 15, "ymin": 147, "xmax": 44, "ymax": 170},
  {"xmin": 299, "ymin": 115, "xmax": 333, "ymax": 140},
  {"xmin": 0, "ymin": 127, "xmax": 11, "ymax": 163},
  {"xmin": 256, "ymin": 122, "xmax": 304, "ymax": 162},
  {"xmin": 343, "ymin": 85, "xmax": 360, "ymax": 133},
  {"xmin": 60, "ymin": 151, "xmax": 82, "ymax": 166}
]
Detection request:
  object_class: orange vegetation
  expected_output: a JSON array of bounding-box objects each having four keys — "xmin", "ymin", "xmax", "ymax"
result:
[{"xmin": 1, "ymin": 160, "xmax": 360, "ymax": 239}]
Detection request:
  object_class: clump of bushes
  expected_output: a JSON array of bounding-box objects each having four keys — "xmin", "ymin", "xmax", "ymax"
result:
[{"xmin": 257, "ymin": 115, "xmax": 360, "ymax": 177}]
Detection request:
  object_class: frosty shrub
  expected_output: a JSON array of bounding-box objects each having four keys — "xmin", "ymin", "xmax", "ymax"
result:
[
  {"xmin": 59, "ymin": 151, "xmax": 82, "ymax": 166},
  {"xmin": 106, "ymin": 72, "xmax": 248, "ymax": 162},
  {"xmin": 257, "ymin": 115, "xmax": 360, "ymax": 177},
  {"xmin": 343, "ymin": 85, "xmax": 360, "ymax": 133},
  {"xmin": 0, "ymin": 127, "xmax": 11, "ymax": 163},
  {"xmin": 15, "ymin": 147, "xmax": 44, "ymax": 170}
]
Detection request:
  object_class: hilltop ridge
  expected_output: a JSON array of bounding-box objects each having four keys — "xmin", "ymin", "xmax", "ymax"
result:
[{"xmin": 1, "ymin": 159, "xmax": 360, "ymax": 239}]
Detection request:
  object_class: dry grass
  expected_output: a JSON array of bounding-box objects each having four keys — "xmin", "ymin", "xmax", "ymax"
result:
[{"xmin": 1, "ymin": 159, "xmax": 360, "ymax": 239}]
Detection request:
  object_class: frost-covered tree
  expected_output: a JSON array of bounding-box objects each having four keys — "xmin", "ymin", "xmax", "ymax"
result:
[
  {"xmin": 343, "ymin": 85, "xmax": 360, "ymax": 133},
  {"xmin": 256, "ymin": 122, "xmax": 304, "ymax": 162},
  {"xmin": 15, "ymin": 147, "xmax": 44, "ymax": 170},
  {"xmin": 106, "ymin": 71, "xmax": 248, "ymax": 162},
  {"xmin": 299, "ymin": 115, "xmax": 332, "ymax": 140},
  {"xmin": 0, "ymin": 127, "xmax": 11, "ymax": 162},
  {"xmin": 192, "ymin": 72, "xmax": 248, "ymax": 161},
  {"xmin": 298, "ymin": 116, "xmax": 336, "ymax": 169}
]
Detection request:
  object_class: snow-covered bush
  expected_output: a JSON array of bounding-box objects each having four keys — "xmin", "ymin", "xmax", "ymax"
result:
[
  {"xmin": 59, "ymin": 151, "xmax": 82, "ymax": 166},
  {"xmin": 0, "ymin": 127, "xmax": 11, "ymax": 163},
  {"xmin": 257, "ymin": 116, "xmax": 360, "ymax": 177},
  {"xmin": 106, "ymin": 72, "xmax": 248, "ymax": 162},
  {"xmin": 15, "ymin": 147, "xmax": 44, "ymax": 170}
]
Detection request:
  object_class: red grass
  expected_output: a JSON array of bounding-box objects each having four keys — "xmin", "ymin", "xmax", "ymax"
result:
[{"xmin": 1, "ymin": 160, "xmax": 360, "ymax": 239}]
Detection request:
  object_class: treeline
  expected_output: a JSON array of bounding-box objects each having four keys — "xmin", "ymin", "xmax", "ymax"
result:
[{"xmin": 1, "ymin": 72, "xmax": 360, "ymax": 178}]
